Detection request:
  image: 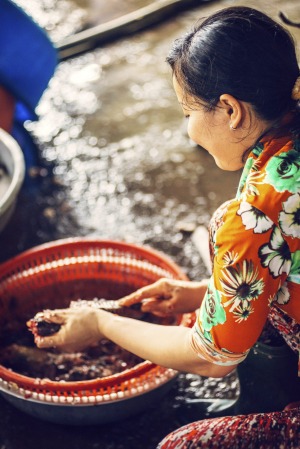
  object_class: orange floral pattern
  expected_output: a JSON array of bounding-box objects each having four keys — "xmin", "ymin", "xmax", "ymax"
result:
[{"xmin": 192, "ymin": 128, "xmax": 300, "ymax": 368}]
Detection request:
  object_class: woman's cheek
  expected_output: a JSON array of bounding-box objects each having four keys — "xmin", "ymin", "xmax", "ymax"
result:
[{"xmin": 187, "ymin": 120, "xmax": 201, "ymax": 145}]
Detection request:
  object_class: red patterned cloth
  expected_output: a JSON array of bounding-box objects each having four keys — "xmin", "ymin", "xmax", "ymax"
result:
[{"xmin": 158, "ymin": 408, "xmax": 300, "ymax": 449}]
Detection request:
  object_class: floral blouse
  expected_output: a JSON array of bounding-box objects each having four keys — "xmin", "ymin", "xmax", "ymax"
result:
[{"xmin": 191, "ymin": 125, "xmax": 300, "ymax": 373}]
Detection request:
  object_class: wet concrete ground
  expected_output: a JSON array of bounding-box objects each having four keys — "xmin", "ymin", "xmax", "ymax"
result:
[{"xmin": 0, "ymin": 0, "xmax": 299, "ymax": 447}]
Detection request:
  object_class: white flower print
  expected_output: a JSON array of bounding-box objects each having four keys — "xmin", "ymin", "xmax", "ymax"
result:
[
  {"xmin": 237, "ymin": 157, "xmax": 263, "ymax": 200},
  {"xmin": 279, "ymin": 193, "xmax": 300, "ymax": 238},
  {"xmin": 274, "ymin": 282, "xmax": 290, "ymax": 305},
  {"xmin": 220, "ymin": 260, "xmax": 264, "ymax": 313},
  {"xmin": 237, "ymin": 202, "xmax": 273, "ymax": 233},
  {"xmin": 233, "ymin": 303, "xmax": 254, "ymax": 323},
  {"xmin": 259, "ymin": 226, "xmax": 291, "ymax": 277},
  {"xmin": 223, "ymin": 251, "xmax": 239, "ymax": 266},
  {"xmin": 241, "ymin": 169, "xmax": 265, "ymax": 200}
]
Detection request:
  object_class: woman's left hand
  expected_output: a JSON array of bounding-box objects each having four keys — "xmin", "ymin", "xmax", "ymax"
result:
[
  {"xmin": 34, "ymin": 307, "xmax": 104, "ymax": 352},
  {"xmin": 118, "ymin": 278, "xmax": 208, "ymax": 316}
]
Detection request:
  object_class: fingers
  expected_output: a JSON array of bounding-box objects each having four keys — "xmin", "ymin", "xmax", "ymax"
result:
[
  {"xmin": 36, "ymin": 332, "xmax": 93, "ymax": 353},
  {"xmin": 119, "ymin": 279, "xmax": 170, "ymax": 306},
  {"xmin": 34, "ymin": 309, "xmax": 67, "ymax": 324},
  {"xmin": 35, "ymin": 335, "xmax": 56, "ymax": 349},
  {"xmin": 31, "ymin": 309, "xmax": 68, "ymax": 349},
  {"xmin": 141, "ymin": 298, "xmax": 175, "ymax": 317},
  {"xmin": 118, "ymin": 291, "xmax": 144, "ymax": 306},
  {"xmin": 34, "ymin": 307, "xmax": 102, "ymax": 353},
  {"xmin": 35, "ymin": 331, "xmax": 77, "ymax": 353}
]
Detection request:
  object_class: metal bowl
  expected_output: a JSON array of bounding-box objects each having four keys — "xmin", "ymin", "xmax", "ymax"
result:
[
  {"xmin": 0, "ymin": 128, "xmax": 25, "ymax": 232},
  {"xmin": 0, "ymin": 238, "xmax": 194, "ymax": 425}
]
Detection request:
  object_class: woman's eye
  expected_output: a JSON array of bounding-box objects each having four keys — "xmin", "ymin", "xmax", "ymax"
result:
[{"xmin": 185, "ymin": 115, "xmax": 190, "ymax": 120}]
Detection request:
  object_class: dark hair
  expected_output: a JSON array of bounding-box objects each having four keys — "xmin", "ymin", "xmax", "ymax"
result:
[{"xmin": 167, "ymin": 6, "xmax": 300, "ymax": 123}]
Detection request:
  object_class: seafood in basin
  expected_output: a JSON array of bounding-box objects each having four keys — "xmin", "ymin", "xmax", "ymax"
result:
[
  {"xmin": 1, "ymin": 297, "xmax": 175, "ymax": 382},
  {"xmin": 0, "ymin": 340, "xmax": 144, "ymax": 381},
  {"xmin": 27, "ymin": 314, "xmax": 62, "ymax": 337}
]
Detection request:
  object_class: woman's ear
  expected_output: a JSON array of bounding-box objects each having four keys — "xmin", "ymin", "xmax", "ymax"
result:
[{"xmin": 219, "ymin": 94, "xmax": 243, "ymax": 130}]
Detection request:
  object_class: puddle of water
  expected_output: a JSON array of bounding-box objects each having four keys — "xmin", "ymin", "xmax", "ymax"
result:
[
  {"xmin": 14, "ymin": 0, "xmax": 165, "ymax": 42},
  {"xmin": 82, "ymin": 0, "xmax": 157, "ymax": 28},
  {"xmin": 23, "ymin": 28, "xmax": 240, "ymax": 278},
  {"xmin": 14, "ymin": 0, "xmax": 87, "ymax": 41}
]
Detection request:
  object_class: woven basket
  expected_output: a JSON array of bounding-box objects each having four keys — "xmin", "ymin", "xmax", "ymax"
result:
[{"xmin": 0, "ymin": 238, "xmax": 194, "ymax": 424}]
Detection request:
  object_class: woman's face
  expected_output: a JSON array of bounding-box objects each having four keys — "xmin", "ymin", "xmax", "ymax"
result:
[{"xmin": 173, "ymin": 77, "xmax": 245, "ymax": 171}]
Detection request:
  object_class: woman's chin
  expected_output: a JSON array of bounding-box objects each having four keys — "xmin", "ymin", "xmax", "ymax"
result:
[{"xmin": 214, "ymin": 158, "xmax": 243, "ymax": 171}]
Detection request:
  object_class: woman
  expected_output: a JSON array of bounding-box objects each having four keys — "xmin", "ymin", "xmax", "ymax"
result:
[{"xmin": 35, "ymin": 6, "xmax": 300, "ymax": 448}]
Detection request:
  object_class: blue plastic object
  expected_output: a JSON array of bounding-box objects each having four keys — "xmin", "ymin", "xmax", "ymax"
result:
[{"xmin": 0, "ymin": 0, "xmax": 58, "ymax": 123}]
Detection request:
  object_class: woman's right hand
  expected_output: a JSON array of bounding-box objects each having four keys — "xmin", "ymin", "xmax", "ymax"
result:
[
  {"xmin": 119, "ymin": 278, "xmax": 209, "ymax": 316},
  {"xmin": 34, "ymin": 307, "xmax": 105, "ymax": 352}
]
